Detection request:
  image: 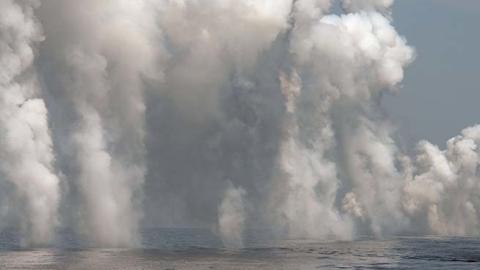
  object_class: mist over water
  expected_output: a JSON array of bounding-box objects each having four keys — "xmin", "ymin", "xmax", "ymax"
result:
[{"xmin": 0, "ymin": 0, "xmax": 479, "ymax": 249}]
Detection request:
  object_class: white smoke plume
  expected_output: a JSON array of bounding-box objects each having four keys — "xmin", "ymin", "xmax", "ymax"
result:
[
  {"xmin": 0, "ymin": 0, "xmax": 60, "ymax": 246},
  {"xmin": 403, "ymin": 125, "xmax": 480, "ymax": 235},
  {"xmin": 274, "ymin": 70, "xmax": 353, "ymax": 240},
  {"xmin": 270, "ymin": 0, "xmax": 414, "ymax": 239},
  {"xmin": 36, "ymin": 0, "xmax": 162, "ymax": 246},
  {"xmin": 1, "ymin": 0, "xmax": 479, "ymax": 248},
  {"xmin": 218, "ymin": 183, "xmax": 247, "ymax": 248}
]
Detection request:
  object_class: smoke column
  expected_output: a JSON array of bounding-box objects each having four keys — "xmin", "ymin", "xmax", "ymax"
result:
[
  {"xmin": 218, "ymin": 183, "xmax": 247, "ymax": 248},
  {"xmin": 1, "ymin": 0, "xmax": 479, "ymax": 248},
  {"xmin": 36, "ymin": 0, "xmax": 162, "ymax": 246},
  {"xmin": 0, "ymin": 0, "xmax": 60, "ymax": 246}
]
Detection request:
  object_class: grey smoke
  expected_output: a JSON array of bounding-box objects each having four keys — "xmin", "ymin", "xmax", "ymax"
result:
[{"xmin": 0, "ymin": 0, "xmax": 478, "ymax": 248}]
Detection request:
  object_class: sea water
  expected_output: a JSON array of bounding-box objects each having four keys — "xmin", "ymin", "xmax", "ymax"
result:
[{"xmin": 0, "ymin": 229, "xmax": 479, "ymax": 269}]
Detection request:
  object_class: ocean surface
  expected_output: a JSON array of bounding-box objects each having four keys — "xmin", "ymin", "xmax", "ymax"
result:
[{"xmin": 0, "ymin": 229, "xmax": 479, "ymax": 269}]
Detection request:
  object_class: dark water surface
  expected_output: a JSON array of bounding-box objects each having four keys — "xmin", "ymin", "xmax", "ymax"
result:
[{"xmin": 0, "ymin": 230, "xmax": 479, "ymax": 269}]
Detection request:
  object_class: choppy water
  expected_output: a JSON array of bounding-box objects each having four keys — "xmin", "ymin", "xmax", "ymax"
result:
[{"xmin": 0, "ymin": 229, "xmax": 479, "ymax": 269}]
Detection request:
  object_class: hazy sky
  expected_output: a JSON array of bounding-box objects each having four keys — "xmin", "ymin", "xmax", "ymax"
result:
[{"xmin": 385, "ymin": 0, "xmax": 480, "ymax": 148}]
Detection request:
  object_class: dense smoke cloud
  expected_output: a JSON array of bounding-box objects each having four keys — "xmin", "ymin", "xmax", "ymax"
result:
[
  {"xmin": 35, "ymin": 0, "xmax": 163, "ymax": 247},
  {"xmin": 404, "ymin": 126, "xmax": 480, "ymax": 235},
  {"xmin": 0, "ymin": 0, "xmax": 60, "ymax": 246},
  {"xmin": 0, "ymin": 0, "xmax": 478, "ymax": 248}
]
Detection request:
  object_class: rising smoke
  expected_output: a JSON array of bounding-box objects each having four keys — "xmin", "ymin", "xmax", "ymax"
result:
[
  {"xmin": 0, "ymin": 0, "xmax": 60, "ymax": 246},
  {"xmin": 0, "ymin": 0, "xmax": 478, "ymax": 248}
]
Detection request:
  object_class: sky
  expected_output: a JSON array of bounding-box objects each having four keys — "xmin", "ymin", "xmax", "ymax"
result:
[{"xmin": 385, "ymin": 0, "xmax": 480, "ymax": 148}]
